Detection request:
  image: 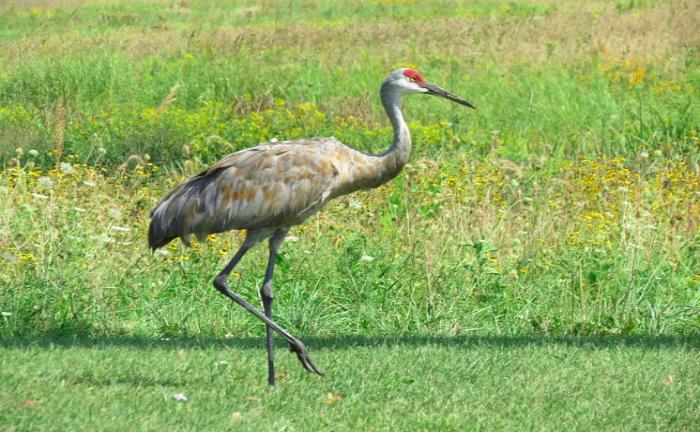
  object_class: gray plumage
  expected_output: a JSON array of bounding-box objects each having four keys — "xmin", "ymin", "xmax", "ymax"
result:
[{"xmin": 148, "ymin": 68, "xmax": 475, "ymax": 386}]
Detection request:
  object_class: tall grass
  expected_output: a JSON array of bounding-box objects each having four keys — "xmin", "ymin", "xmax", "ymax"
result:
[
  {"xmin": 1, "ymin": 152, "xmax": 697, "ymax": 338},
  {"xmin": 1, "ymin": 0, "xmax": 698, "ymax": 167},
  {"xmin": 0, "ymin": 0, "xmax": 698, "ymax": 340}
]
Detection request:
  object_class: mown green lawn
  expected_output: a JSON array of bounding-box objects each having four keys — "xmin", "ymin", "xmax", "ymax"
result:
[{"xmin": 2, "ymin": 335, "xmax": 698, "ymax": 431}]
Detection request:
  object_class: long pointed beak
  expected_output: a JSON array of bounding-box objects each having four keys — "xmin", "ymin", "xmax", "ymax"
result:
[{"xmin": 423, "ymin": 81, "xmax": 476, "ymax": 109}]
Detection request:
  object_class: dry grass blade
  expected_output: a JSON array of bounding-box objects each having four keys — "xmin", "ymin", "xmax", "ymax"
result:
[
  {"xmin": 156, "ymin": 84, "xmax": 180, "ymax": 116},
  {"xmin": 118, "ymin": 154, "xmax": 146, "ymax": 171},
  {"xmin": 53, "ymin": 99, "xmax": 66, "ymax": 171}
]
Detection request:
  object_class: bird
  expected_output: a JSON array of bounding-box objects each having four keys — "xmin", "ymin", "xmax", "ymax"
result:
[{"xmin": 148, "ymin": 68, "xmax": 475, "ymax": 386}]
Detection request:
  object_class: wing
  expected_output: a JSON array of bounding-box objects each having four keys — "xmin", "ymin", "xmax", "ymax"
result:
[{"xmin": 148, "ymin": 138, "xmax": 342, "ymax": 248}]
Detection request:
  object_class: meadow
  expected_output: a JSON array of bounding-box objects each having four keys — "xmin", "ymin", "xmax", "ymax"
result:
[{"xmin": 1, "ymin": 0, "xmax": 699, "ymax": 430}]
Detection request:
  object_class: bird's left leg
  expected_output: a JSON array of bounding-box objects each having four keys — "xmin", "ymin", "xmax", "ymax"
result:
[
  {"xmin": 213, "ymin": 231, "xmax": 323, "ymax": 379},
  {"xmin": 260, "ymin": 229, "xmax": 289, "ymax": 387}
]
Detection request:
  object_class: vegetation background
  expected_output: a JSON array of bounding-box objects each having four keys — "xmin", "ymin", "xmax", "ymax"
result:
[{"xmin": 1, "ymin": 0, "xmax": 698, "ymax": 430}]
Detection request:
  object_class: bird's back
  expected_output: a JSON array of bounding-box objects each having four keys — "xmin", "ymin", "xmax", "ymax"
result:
[{"xmin": 148, "ymin": 138, "xmax": 347, "ymax": 249}]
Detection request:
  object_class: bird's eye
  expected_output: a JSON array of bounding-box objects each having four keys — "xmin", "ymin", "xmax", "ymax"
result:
[{"xmin": 408, "ymin": 76, "xmax": 417, "ymax": 82}]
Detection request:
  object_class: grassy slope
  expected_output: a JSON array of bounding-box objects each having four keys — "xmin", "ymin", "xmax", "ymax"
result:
[
  {"xmin": 2, "ymin": 336, "xmax": 699, "ymax": 431},
  {"xmin": 1, "ymin": 0, "xmax": 698, "ymax": 165}
]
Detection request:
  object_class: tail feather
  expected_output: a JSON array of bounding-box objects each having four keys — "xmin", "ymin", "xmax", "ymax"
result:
[
  {"xmin": 148, "ymin": 174, "xmax": 214, "ymax": 250},
  {"xmin": 148, "ymin": 181, "xmax": 196, "ymax": 250},
  {"xmin": 148, "ymin": 220, "xmax": 176, "ymax": 250}
]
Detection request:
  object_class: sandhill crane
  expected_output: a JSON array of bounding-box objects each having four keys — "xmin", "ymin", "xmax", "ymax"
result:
[{"xmin": 148, "ymin": 68, "xmax": 475, "ymax": 386}]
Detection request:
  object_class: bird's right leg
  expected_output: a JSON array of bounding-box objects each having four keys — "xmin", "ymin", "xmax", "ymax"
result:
[
  {"xmin": 260, "ymin": 229, "xmax": 289, "ymax": 387},
  {"xmin": 212, "ymin": 240, "xmax": 323, "ymax": 379}
]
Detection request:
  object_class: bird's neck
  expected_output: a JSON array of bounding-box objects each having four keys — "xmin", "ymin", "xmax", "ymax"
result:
[
  {"xmin": 376, "ymin": 83, "xmax": 412, "ymax": 183},
  {"xmin": 333, "ymin": 83, "xmax": 412, "ymax": 195}
]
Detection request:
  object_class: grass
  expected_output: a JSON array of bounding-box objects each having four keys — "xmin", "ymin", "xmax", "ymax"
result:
[
  {"xmin": 2, "ymin": 335, "xmax": 699, "ymax": 431},
  {"xmin": 1, "ymin": 0, "xmax": 698, "ymax": 165},
  {"xmin": 1, "ymin": 155, "xmax": 697, "ymax": 338},
  {"xmin": 1, "ymin": 0, "xmax": 699, "ymax": 429}
]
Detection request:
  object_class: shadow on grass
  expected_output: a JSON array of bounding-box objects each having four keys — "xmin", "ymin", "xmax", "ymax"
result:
[{"xmin": 1, "ymin": 333, "xmax": 698, "ymax": 351}]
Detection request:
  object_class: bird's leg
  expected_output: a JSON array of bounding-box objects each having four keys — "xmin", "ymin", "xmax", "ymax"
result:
[
  {"xmin": 212, "ymin": 237, "xmax": 323, "ymax": 380},
  {"xmin": 260, "ymin": 230, "xmax": 287, "ymax": 387}
]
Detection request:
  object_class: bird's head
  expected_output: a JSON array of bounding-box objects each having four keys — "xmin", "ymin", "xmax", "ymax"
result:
[{"xmin": 383, "ymin": 68, "xmax": 476, "ymax": 109}]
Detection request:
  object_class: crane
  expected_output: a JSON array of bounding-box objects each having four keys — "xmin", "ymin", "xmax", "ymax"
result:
[{"xmin": 148, "ymin": 68, "xmax": 475, "ymax": 386}]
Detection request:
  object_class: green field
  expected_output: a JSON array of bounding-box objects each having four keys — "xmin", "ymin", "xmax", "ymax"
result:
[{"xmin": 1, "ymin": 0, "xmax": 699, "ymax": 430}]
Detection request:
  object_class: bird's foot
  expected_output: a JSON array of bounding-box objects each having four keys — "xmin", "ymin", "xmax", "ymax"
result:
[{"xmin": 289, "ymin": 341, "xmax": 324, "ymax": 377}]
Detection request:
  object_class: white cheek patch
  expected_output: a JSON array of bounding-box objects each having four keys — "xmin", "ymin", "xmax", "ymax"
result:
[{"xmin": 396, "ymin": 79, "xmax": 425, "ymax": 94}]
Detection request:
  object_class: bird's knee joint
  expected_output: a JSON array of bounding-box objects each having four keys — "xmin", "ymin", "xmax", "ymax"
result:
[
  {"xmin": 213, "ymin": 275, "xmax": 227, "ymax": 291},
  {"xmin": 261, "ymin": 281, "xmax": 274, "ymax": 299}
]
